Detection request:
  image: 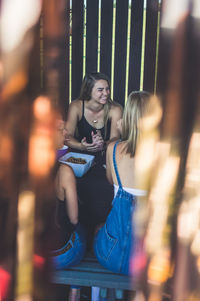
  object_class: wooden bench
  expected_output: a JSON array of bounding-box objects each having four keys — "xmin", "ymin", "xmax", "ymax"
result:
[{"xmin": 51, "ymin": 252, "xmax": 135, "ymax": 300}]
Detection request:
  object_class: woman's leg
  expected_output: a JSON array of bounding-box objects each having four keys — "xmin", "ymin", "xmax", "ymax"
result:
[
  {"xmin": 68, "ymin": 287, "xmax": 80, "ymax": 301},
  {"xmin": 93, "ymin": 192, "xmax": 133, "ymax": 275},
  {"xmin": 51, "ymin": 224, "xmax": 87, "ymax": 301},
  {"xmin": 50, "ymin": 223, "xmax": 86, "ymax": 269}
]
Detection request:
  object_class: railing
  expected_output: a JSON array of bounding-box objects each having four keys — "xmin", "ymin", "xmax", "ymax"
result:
[{"xmin": 40, "ymin": 0, "xmax": 162, "ymax": 110}]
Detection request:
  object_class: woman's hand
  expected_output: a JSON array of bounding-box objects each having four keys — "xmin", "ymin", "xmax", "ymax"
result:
[
  {"xmin": 81, "ymin": 137, "xmax": 102, "ymax": 152},
  {"xmin": 64, "ymin": 133, "xmax": 70, "ymax": 144},
  {"xmin": 91, "ymin": 130, "xmax": 104, "ymax": 150},
  {"xmin": 80, "ymin": 131, "xmax": 104, "ymax": 152}
]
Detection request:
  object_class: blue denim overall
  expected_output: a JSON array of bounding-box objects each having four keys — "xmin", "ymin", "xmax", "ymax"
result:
[{"xmin": 93, "ymin": 141, "xmax": 136, "ymax": 275}]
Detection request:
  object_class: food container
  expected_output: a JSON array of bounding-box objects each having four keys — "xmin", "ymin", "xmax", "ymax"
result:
[
  {"xmin": 59, "ymin": 152, "xmax": 95, "ymax": 177},
  {"xmin": 56, "ymin": 145, "xmax": 68, "ymax": 160}
]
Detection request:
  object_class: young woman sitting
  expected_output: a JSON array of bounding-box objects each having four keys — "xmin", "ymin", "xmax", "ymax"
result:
[
  {"xmin": 65, "ymin": 72, "xmax": 123, "ymax": 164},
  {"xmin": 93, "ymin": 91, "xmax": 154, "ymax": 275}
]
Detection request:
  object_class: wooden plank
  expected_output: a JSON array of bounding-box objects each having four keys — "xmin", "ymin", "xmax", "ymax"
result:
[
  {"xmin": 66, "ymin": 260, "xmax": 116, "ymax": 273},
  {"xmin": 100, "ymin": 0, "xmax": 113, "ymax": 78},
  {"xmin": 72, "ymin": 0, "xmax": 84, "ymax": 100},
  {"xmin": 52, "ymin": 270, "xmax": 131, "ymax": 289},
  {"xmin": 128, "ymin": 0, "xmax": 144, "ymax": 94},
  {"xmin": 143, "ymin": 0, "xmax": 159, "ymax": 92},
  {"xmin": 156, "ymin": 1, "xmax": 171, "ymax": 96},
  {"xmin": 59, "ymin": 0, "xmax": 70, "ymax": 116},
  {"xmin": 86, "ymin": 0, "xmax": 99, "ymax": 73},
  {"xmin": 51, "ymin": 252, "xmax": 134, "ymax": 290},
  {"xmin": 113, "ymin": 0, "xmax": 129, "ymax": 105},
  {"xmin": 156, "ymin": 31, "xmax": 173, "ymax": 96}
]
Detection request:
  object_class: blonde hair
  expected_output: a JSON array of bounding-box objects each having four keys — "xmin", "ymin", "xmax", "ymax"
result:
[{"xmin": 121, "ymin": 91, "xmax": 152, "ymax": 157}]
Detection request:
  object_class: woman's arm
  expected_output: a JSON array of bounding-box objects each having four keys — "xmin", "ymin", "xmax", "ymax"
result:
[
  {"xmin": 106, "ymin": 142, "xmax": 114, "ymax": 184},
  {"xmin": 65, "ymin": 100, "xmax": 85, "ymax": 151},
  {"xmin": 107, "ymin": 105, "xmax": 123, "ymax": 145},
  {"xmin": 56, "ymin": 164, "xmax": 78, "ymax": 225}
]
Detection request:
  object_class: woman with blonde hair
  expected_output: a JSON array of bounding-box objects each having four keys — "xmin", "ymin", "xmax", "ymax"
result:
[{"xmin": 93, "ymin": 91, "xmax": 154, "ymax": 275}]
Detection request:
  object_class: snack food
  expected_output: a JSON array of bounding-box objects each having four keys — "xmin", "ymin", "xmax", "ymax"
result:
[{"xmin": 66, "ymin": 156, "xmax": 86, "ymax": 164}]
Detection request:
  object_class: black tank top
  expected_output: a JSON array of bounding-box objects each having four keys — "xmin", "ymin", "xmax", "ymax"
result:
[
  {"xmin": 76, "ymin": 101, "xmax": 111, "ymax": 143},
  {"xmin": 50, "ymin": 199, "xmax": 75, "ymax": 250}
]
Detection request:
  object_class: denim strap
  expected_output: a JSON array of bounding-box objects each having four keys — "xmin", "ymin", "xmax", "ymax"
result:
[{"xmin": 113, "ymin": 141, "xmax": 122, "ymax": 188}]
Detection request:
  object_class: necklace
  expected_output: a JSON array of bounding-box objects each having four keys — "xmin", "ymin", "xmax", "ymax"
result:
[{"xmin": 93, "ymin": 120, "xmax": 98, "ymax": 123}]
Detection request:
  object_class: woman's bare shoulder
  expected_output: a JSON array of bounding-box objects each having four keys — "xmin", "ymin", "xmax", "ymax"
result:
[
  {"xmin": 107, "ymin": 141, "xmax": 116, "ymax": 154},
  {"xmin": 67, "ymin": 100, "xmax": 83, "ymax": 120},
  {"xmin": 59, "ymin": 163, "xmax": 75, "ymax": 180},
  {"xmin": 108, "ymin": 140, "xmax": 125, "ymax": 155},
  {"xmin": 69, "ymin": 99, "xmax": 82, "ymax": 110},
  {"xmin": 109, "ymin": 102, "xmax": 123, "ymax": 116}
]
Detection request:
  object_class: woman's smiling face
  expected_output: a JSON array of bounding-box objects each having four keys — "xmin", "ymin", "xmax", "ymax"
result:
[{"xmin": 90, "ymin": 80, "xmax": 110, "ymax": 104}]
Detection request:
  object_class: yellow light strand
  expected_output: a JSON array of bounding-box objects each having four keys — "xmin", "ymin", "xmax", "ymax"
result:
[
  {"xmin": 111, "ymin": 0, "xmax": 116, "ymax": 99},
  {"xmin": 97, "ymin": 0, "xmax": 101, "ymax": 72},
  {"xmin": 82, "ymin": 0, "xmax": 87, "ymax": 78},
  {"xmin": 140, "ymin": 3, "xmax": 147, "ymax": 90},
  {"xmin": 124, "ymin": 0, "xmax": 132, "ymax": 104},
  {"xmin": 69, "ymin": 0, "xmax": 72, "ymax": 103}
]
